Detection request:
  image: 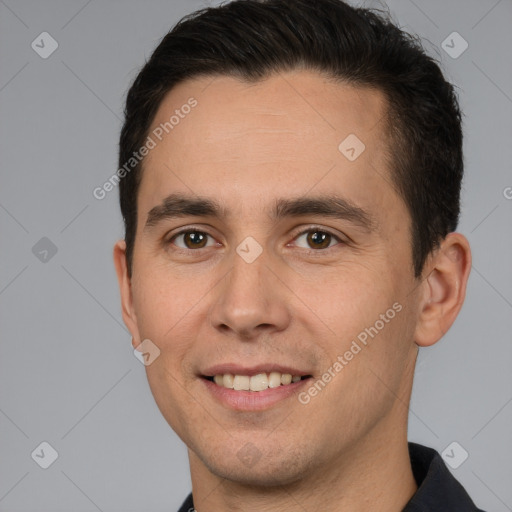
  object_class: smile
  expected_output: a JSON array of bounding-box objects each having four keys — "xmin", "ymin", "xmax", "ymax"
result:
[
  {"xmin": 201, "ymin": 368, "xmax": 313, "ymax": 411},
  {"xmin": 206, "ymin": 372, "xmax": 310, "ymax": 392}
]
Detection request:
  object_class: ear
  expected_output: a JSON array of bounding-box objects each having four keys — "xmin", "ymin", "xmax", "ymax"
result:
[
  {"xmin": 413, "ymin": 233, "xmax": 472, "ymax": 347},
  {"xmin": 113, "ymin": 240, "xmax": 141, "ymax": 349}
]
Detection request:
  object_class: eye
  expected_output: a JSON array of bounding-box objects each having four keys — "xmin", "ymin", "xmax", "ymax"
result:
[
  {"xmin": 166, "ymin": 226, "xmax": 344, "ymax": 253},
  {"xmin": 292, "ymin": 228, "xmax": 343, "ymax": 251},
  {"xmin": 169, "ymin": 229, "xmax": 217, "ymax": 250}
]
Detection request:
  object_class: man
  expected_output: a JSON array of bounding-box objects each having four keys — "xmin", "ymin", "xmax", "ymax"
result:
[{"xmin": 113, "ymin": 0, "xmax": 483, "ymax": 510}]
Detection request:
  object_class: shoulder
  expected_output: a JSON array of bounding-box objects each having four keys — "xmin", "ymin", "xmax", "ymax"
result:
[{"xmin": 403, "ymin": 442, "xmax": 487, "ymax": 512}]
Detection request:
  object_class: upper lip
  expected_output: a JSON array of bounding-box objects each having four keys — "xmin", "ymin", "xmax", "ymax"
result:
[{"xmin": 201, "ymin": 363, "xmax": 311, "ymax": 377}]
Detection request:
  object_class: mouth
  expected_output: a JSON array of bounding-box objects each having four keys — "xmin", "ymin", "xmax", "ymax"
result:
[
  {"xmin": 203, "ymin": 371, "xmax": 313, "ymax": 392},
  {"xmin": 200, "ymin": 364, "xmax": 314, "ymax": 411}
]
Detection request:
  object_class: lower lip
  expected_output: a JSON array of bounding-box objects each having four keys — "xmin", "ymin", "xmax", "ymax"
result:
[{"xmin": 201, "ymin": 377, "xmax": 311, "ymax": 411}]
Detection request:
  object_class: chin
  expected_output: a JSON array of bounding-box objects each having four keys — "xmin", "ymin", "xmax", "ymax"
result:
[
  {"xmin": 207, "ymin": 460, "xmax": 304, "ymax": 487},
  {"xmin": 198, "ymin": 442, "xmax": 315, "ymax": 487}
]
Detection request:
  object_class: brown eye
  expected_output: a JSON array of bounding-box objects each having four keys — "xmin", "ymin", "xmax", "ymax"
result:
[
  {"xmin": 294, "ymin": 229, "xmax": 341, "ymax": 251},
  {"xmin": 307, "ymin": 231, "xmax": 331, "ymax": 249},
  {"xmin": 171, "ymin": 231, "xmax": 212, "ymax": 250}
]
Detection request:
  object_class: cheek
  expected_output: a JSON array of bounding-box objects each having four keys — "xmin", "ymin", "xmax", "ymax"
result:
[
  {"xmin": 290, "ymin": 258, "xmax": 402, "ymax": 336},
  {"xmin": 131, "ymin": 268, "xmax": 205, "ymax": 436},
  {"xmin": 289, "ymin": 259, "xmax": 413, "ymax": 394},
  {"xmin": 130, "ymin": 266, "xmax": 200, "ymax": 359}
]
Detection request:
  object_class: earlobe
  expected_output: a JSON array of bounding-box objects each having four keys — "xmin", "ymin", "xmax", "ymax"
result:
[
  {"xmin": 113, "ymin": 240, "xmax": 141, "ymax": 344},
  {"xmin": 413, "ymin": 233, "xmax": 472, "ymax": 347}
]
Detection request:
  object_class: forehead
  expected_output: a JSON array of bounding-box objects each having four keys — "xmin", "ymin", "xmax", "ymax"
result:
[
  {"xmin": 138, "ymin": 70, "xmax": 397, "ymax": 222},
  {"xmin": 150, "ymin": 70, "xmax": 387, "ymax": 152}
]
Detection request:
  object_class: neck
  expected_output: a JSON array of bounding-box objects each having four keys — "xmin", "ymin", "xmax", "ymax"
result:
[{"xmin": 188, "ymin": 423, "xmax": 417, "ymax": 512}]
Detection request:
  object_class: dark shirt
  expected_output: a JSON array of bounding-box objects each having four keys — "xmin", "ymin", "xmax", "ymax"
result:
[{"xmin": 177, "ymin": 442, "xmax": 486, "ymax": 511}]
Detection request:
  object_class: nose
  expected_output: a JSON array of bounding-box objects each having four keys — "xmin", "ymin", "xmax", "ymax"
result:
[{"xmin": 208, "ymin": 249, "xmax": 291, "ymax": 341}]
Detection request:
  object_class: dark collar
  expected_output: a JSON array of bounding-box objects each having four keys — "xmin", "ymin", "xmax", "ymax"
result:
[
  {"xmin": 404, "ymin": 442, "xmax": 485, "ymax": 511},
  {"xmin": 178, "ymin": 442, "xmax": 485, "ymax": 512}
]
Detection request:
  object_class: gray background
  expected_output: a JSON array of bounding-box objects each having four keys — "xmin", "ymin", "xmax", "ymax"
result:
[{"xmin": 0, "ymin": 0, "xmax": 511, "ymax": 510}]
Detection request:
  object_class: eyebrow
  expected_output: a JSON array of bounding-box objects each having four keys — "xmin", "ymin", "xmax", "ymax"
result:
[{"xmin": 144, "ymin": 193, "xmax": 375, "ymax": 232}]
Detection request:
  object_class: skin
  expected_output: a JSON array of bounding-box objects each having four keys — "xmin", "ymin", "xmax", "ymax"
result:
[{"xmin": 114, "ymin": 70, "xmax": 471, "ymax": 512}]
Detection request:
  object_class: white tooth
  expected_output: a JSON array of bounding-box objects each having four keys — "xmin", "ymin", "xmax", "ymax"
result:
[
  {"xmin": 281, "ymin": 373, "xmax": 292, "ymax": 385},
  {"xmin": 292, "ymin": 375, "xmax": 301, "ymax": 383},
  {"xmin": 268, "ymin": 371, "xmax": 282, "ymax": 388},
  {"xmin": 214, "ymin": 375, "xmax": 224, "ymax": 386},
  {"xmin": 233, "ymin": 375, "xmax": 250, "ymax": 390},
  {"xmin": 223, "ymin": 374, "xmax": 234, "ymax": 389},
  {"xmin": 250, "ymin": 373, "xmax": 269, "ymax": 391}
]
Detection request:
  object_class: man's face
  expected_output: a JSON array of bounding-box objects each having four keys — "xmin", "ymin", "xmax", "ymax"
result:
[{"xmin": 119, "ymin": 71, "xmax": 423, "ymax": 485}]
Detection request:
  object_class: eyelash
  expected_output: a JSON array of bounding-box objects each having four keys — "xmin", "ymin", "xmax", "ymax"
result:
[{"xmin": 165, "ymin": 225, "xmax": 344, "ymax": 254}]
